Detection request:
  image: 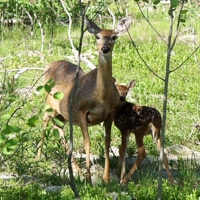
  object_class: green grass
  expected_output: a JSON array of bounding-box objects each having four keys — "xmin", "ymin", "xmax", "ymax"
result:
[{"xmin": 1, "ymin": 1, "xmax": 200, "ymax": 199}]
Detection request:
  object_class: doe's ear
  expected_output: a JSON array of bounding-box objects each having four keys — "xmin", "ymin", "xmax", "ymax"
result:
[
  {"xmin": 84, "ymin": 17, "xmax": 102, "ymax": 35},
  {"xmin": 114, "ymin": 16, "xmax": 132, "ymax": 36},
  {"xmin": 127, "ymin": 80, "xmax": 135, "ymax": 90},
  {"xmin": 112, "ymin": 77, "xmax": 117, "ymax": 84}
]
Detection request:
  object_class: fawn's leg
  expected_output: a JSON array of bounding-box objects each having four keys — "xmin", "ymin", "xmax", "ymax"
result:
[
  {"xmin": 123, "ymin": 135, "xmax": 146, "ymax": 184},
  {"xmin": 118, "ymin": 130, "xmax": 129, "ymax": 184},
  {"xmin": 156, "ymin": 138, "xmax": 173, "ymax": 185}
]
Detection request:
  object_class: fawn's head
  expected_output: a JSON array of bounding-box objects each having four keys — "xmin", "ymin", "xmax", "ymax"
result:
[
  {"xmin": 114, "ymin": 79, "xmax": 136, "ymax": 101},
  {"xmin": 85, "ymin": 17, "xmax": 132, "ymax": 55}
]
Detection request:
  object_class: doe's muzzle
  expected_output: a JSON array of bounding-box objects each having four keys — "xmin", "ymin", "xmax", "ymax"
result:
[{"xmin": 101, "ymin": 45, "xmax": 111, "ymax": 54}]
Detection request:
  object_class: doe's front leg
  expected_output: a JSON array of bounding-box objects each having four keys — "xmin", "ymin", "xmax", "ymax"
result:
[
  {"xmin": 103, "ymin": 112, "xmax": 114, "ymax": 183},
  {"xmin": 79, "ymin": 112, "xmax": 92, "ymax": 184}
]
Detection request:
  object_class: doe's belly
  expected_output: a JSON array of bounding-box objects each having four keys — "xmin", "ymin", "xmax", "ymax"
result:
[{"xmin": 86, "ymin": 106, "xmax": 111, "ymax": 126}]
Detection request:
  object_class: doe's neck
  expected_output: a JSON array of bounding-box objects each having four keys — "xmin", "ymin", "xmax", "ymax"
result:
[{"xmin": 95, "ymin": 52, "xmax": 114, "ymax": 98}]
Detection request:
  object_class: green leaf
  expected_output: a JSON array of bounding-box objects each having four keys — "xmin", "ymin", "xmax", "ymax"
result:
[
  {"xmin": 180, "ymin": 18, "xmax": 186, "ymax": 23},
  {"xmin": 7, "ymin": 94, "xmax": 17, "ymax": 103},
  {"xmin": 0, "ymin": 134, "xmax": 6, "ymax": 145},
  {"xmin": 53, "ymin": 129, "xmax": 60, "ymax": 140},
  {"xmin": 2, "ymin": 147, "xmax": 12, "ymax": 155},
  {"xmin": 26, "ymin": 123, "xmax": 35, "ymax": 127},
  {"xmin": 46, "ymin": 78, "xmax": 54, "ymax": 84},
  {"xmin": 53, "ymin": 92, "xmax": 64, "ymax": 100},
  {"xmin": 53, "ymin": 117, "xmax": 64, "ymax": 127},
  {"xmin": 3, "ymin": 125, "xmax": 22, "ymax": 135},
  {"xmin": 171, "ymin": 0, "xmax": 179, "ymax": 8},
  {"xmin": 45, "ymin": 108, "xmax": 54, "ymax": 112},
  {"xmin": 49, "ymin": 81, "xmax": 55, "ymax": 89},
  {"xmin": 181, "ymin": 9, "xmax": 188, "ymax": 14},
  {"xmin": 36, "ymin": 85, "xmax": 44, "ymax": 92},
  {"xmin": 10, "ymin": 125, "xmax": 21, "ymax": 133},
  {"xmin": 1, "ymin": 114, "xmax": 11, "ymax": 121},
  {"xmin": 6, "ymin": 138, "xmax": 18, "ymax": 149},
  {"xmin": 28, "ymin": 115, "xmax": 39, "ymax": 124},
  {"xmin": 44, "ymin": 84, "xmax": 51, "ymax": 93},
  {"xmin": 153, "ymin": 0, "xmax": 160, "ymax": 5},
  {"xmin": 27, "ymin": 115, "xmax": 39, "ymax": 127}
]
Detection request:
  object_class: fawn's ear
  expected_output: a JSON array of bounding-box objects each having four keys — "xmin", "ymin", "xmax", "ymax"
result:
[
  {"xmin": 127, "ymin": 80, "xmax": 135, "ymax": 90},
  {"xmin": 114, "ymin": 16, "xmax": 132, "ymax": 36},
  {"xmin": 84, "ymin": 17, "xmax": 102, "ymax": 35}
]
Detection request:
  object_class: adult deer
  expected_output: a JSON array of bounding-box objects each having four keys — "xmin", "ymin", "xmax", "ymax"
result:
[
  {"xmin": 114, "ymin": 80, "xmax": 173, "ymax": 184},
  {"xmin": 36, "ymin": 17, "xmax": 132, "ymax": 183}
]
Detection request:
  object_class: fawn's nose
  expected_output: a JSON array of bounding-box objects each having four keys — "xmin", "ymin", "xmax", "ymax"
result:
[
  {"xmin": 101, "ymin": 45, "xmax": 111, "ymax": 54},
  {"xmin": 120, "ymin": 96, "xmax": 125, "ymax": 102}
]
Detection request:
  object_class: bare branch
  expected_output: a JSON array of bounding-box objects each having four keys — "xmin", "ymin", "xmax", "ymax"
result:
[
  {"xmin": 158, "ymin": 2, "xmax": 175, "ymax": 198},
  {"xmin": 67, "ymin": 53, "xmax": 96, "ymax": 70},
  {"xmin": 60, "ymin": 0, "xmax": 77, "ymax": 60},
  {"xmin": 107, "ymin": 7, "xmax": 115, "ymax": 29},
  {"xmin": 33, "ymin": 13, "xmax": 44, "ymax": 56},
  {"xmin": 137, "ymin": 2, "xmax": 167, "ymax": 45},
  {"xmin": 115, "ymin": 1, "xmax": 164, "ymax": 81},
  {"xmin": 170, "ymin": 44, "xmax": 200, "ymax": 73},
  {"xmin": 170, "ymin": 1, "xmax": 185, "ymax": 51},
  {"xmin": 188, "ymin": 121, "xmax": 200, "ymax": 141},
  {"xmin": 60, "ymin": 0, "xmax": 90, "ymax": 198},
  {"xmin": 5, "ymin": 71, "xmax": 46, "ymax": 124}
]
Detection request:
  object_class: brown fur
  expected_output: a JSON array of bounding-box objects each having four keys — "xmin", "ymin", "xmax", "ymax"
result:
[
  {"xmin": 36, "ymin": 17, "xmax": 132, "ymax": 183},
  {"xmin": 114, "ymin": 80, "xmax": 173, "ymax": 184}
]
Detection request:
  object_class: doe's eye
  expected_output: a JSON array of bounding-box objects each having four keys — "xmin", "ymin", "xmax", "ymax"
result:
[
  {"xmin": 95, "ymin": 34, "xmax": 100, "ymax": 39},
  {"xmin": 111, "ymin": 35, "xmax": 118, "ymax": 41}
]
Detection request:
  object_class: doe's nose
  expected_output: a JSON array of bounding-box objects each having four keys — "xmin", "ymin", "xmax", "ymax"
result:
[{"xmin": 101, "ymin": 46, "xmax": 111, "ymax": 54}]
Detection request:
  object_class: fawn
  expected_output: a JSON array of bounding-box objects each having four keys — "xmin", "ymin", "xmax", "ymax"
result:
[
  {"xmin": 114, "ymin": 80, "xmax": 173, "ymax": 184},
  {"xmin": 36, "ymin": 17, "xmax": 132, "ymax": 183}
]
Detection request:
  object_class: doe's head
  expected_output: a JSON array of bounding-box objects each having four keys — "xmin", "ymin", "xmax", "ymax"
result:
[{"xmin": 85, "ymin": 16, "xmax": 132, "ymax": 55}]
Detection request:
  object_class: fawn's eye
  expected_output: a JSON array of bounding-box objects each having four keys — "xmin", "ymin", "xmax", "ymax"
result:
[{"xmin": 95, "ymin": 34, "xmax": 100, "ymax": 40}]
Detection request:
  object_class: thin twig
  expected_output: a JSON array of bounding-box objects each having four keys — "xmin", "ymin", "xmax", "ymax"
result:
[
  {"xmin": 115, "ymin": 1, "xmax": 164, "ymax": 81},
  {"xmin": 60, "ymin": 0, "xmax": 77, "ymax": 60},
  {"xmin": 137, "ymin": 2, "xmax": 167, "ymax": 45},
  {"xmin": 33, "ymin": 13, "xmax": 44, "ymax": 55},
  {"xmin": 188, "ymin": 121, "xmax": 200, "ymax": 141},
  {"xmin": 170, "ymin": 1, "xmax": 185, "ymax": 51},
  {"xmin": 0, "ymin": 175, "xmax": 25, "ymax": 188},
  {"xmin": 5, "ymin": 71, "xmax": 46, "ymax": 125},
  {"xmin": 170, "ymin": 44, "xmax": 200, "ymax": 73},
  {"xmin": 107, "ymin": 7, "xmax": 115, "ymax": 29},
  {"xmin": 0, "ymin": 68, "xmax": 44, "ymax": 73}
]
